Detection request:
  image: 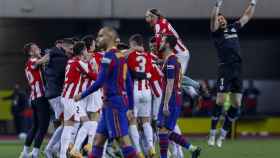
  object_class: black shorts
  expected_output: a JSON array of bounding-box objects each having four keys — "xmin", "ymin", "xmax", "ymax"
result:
[
  {"xmin": 31, "ymin": 97, "xmax": 51, "ymax": 127},
  {"xmin": 216, "ymin": 62, "xmax": 243, "ymax": 93}
]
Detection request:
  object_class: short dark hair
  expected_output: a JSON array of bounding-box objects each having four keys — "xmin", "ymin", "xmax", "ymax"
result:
[
  {"xmin": 55, "ymin": 39, "xmax": 63, "ymax": 45},
  {"xmin": 165, "ymin": 35, "xmax": 177, "ymax": 49},
  {"xmin": 129, "ymin": 34, "xmax": 144, "ymax": 46},
  {"xmin": 23, "ymin": 42, "xmax": 35, "ymax": 55},
  {"xmin": 72, "ymin": 37, "xmax": 80, "ymax": 43},
  {"xmin": 149, "ymin": 8, "xmax": 164, "ymax": 18},
  {"xmin": 82, "ymin": 35, "xmax": 95, "ymax": 50},
  {"xmin": 73, "ymin": 42, "xmax": 86, "ymax": 56},
  {"xmin": 117, "ymin": 42, "xmax": 129, "ymax": 50},
  {"xmin": 62, "ymin": 38, "xmax": 74, "ymax": 45},
  {"xmin": 218, "ymin": 13, "xmax": 224, "ymax": 16}
]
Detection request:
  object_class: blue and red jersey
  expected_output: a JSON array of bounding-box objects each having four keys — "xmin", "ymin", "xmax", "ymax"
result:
[
  {"xmin": 81, "ymin": 48, "xmax": 134, "ymax": 109},
  {"xmin": 162, "ymin": 53, "xmax": 182, "ymax": 107}
]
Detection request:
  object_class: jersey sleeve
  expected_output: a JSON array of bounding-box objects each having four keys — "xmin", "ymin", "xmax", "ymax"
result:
[
  {"xmin": 155, "ymin": 24, "xmax": 162, "ymax": 51},
  {"xmin": 166, "ymin": 57, "xmax": 176, "ymax": 79},
  {"xmin": 127, "ymin": 52, "xmax": 148, "ymax": 80},
  {"xmin": 78, "ymin": 60, "xmax": 97, "ymax": 80},
  {"xmin": 81, "ymin": 52, "xmax": 113, "ymax": 99},
  {"xmin": 126, "ymin": 71, "xmax": 134, "ymax": 109},
  {"xmin": 232, "ymin": 21, "xmax": 242, "ymax": 31}
]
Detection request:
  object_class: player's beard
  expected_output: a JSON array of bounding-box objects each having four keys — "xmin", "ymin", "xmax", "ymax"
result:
[{"xmin": 96, "ymin": 41, "xmax": 107, "ymax": 51}]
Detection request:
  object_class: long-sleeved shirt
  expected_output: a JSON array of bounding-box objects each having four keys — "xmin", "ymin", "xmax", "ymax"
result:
[{"xmin": 81, "ymin": 48, "xmax": 134, "ymax": 110}]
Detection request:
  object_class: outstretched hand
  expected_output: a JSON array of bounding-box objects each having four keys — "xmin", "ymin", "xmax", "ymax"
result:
[
  {"xmin": 216, "ymin": 0, "xmax": 223, "ymax": 7},
  {"xmin": 250, "ymin": 0, "xmax": 257, "ymax": 5}
]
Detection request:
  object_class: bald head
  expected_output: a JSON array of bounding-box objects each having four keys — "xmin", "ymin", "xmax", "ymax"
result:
[{"xmin": 96, "ymin": 27, "xmax": 119, "ymax": 50}]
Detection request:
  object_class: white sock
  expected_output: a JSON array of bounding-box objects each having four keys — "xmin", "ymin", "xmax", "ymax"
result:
[
  {"xmin": 220, "ymin": 128, "xmax": 228, "ymax": 139},
  {"xmin": 70, "ymin": 123, "xmax": 80, "ymax": 144},
  {"xmin": 210, "ymin": 129, "xmax": 216, "ymax": 137},
  {"xmin": 143, "ymin": 122, "xmax": 154, "ymax": 148},
  {"xmin": 174, "ymin": 124, "xmax": 184, "ymax": 157},
  {"xmin": 87, "ymin": 121, "xmax": 98, "ymax": 145},
  {"xmin": 31, "ymin": 148, "xmax": 40, "ymax": 157},
  {"xmin": 23, "ymin": 146, "xmax": 29, "ymax": 154},
  {"xmin": 102, "ymin": 140, "xmax": 108, "ymax": 158},
  {"xmin": 129, "ymin": 125, "xmax": 142, "ymax": 153},
  {"xmin": 139, "ymin": 131, "xmax": 149, "ymax": 155},
  {"xmin": 74, "ymin": 122, "xmax": 90, "ymax": 150},
  {"xmin": 60, "ymin": 126, "xmax": 74, "ymax": 158},
  {"xmin": 45, "ymin": 125, "xmax": 63, "ymax": 151}
]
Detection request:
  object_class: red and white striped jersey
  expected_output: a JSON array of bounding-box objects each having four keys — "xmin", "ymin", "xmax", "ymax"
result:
[
  {"xmin": 127, "ymin": 50, "xmax": 153, "ymax": 90},
  {"xmin": 80, "ymin": 52, "xmax": 103, "ymax": 91},
  {"xmin": 154, "ymin": 18, "xmax": 187, "ymax": 54},
  {"xmin": 25, "ymin": 57, "xmax": 45, "ymax": 100},
  {"xmin": 62, "ymin": 57, "xmax": 97, "ymax": 99},
  {"xmin": 147, "ymin": 52, "xmax": 163, "ymax": 82},
  {"xmin": 147, "ymin": 52, "xmax": 163, "ymax": 97}
]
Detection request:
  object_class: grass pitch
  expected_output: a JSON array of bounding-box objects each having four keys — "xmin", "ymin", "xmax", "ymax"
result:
[{"xmin": 0, "ymin": 138, "xmax": 279, "ymax": 158}]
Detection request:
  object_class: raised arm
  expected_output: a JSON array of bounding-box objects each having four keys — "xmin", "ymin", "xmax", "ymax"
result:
[
  {"xmin": 34, "ymin": 54, "xmax": 49, "ymax": 67},
  {"xmin": 210, "ymin": 0, "xmax": 223, "ymax": 32},
  {"xmin": 238, "ymin": 0, "xmax": 257, "ymax": 27}
]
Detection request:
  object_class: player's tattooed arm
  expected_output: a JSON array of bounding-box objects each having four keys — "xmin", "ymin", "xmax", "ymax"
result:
[
  {"xmin": 210, "ymin": 0, "xmax": 223, "ymax": 32},
  {"xmin": 238, "ymin": 0, "xmax": 257, "ymax": 27},
  {"xmin": 163, "ymin": 79, "xmax": 174, "ymax": 116}
]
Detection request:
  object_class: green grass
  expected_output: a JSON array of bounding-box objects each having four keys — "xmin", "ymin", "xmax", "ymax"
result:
[{"xmin": 0, "ymin": 138, "xmax": 279, "ymax": 158}]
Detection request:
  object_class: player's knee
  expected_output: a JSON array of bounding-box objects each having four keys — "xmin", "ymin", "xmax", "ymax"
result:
[
  {"xmin": 140, "ymin": 117, "xmax": 150, "ymax": 124},
  {"xmin": 64, "ymin": 120, "xmax": 74, "ymax": 126},
  {"xmin": 128, "ymin": 117, "xmax": 137, "ymax": 125},
  {"xmin": 232, "ymin": 98, "xmax": 242, "ymax": 107},
  {"xmin": 159, "ymin": 127, "xmax": 169, "ymax": 133},
  {"xmin": 216, "ymin": 94, "xmax": 226, "ymax": 105},
  {"xmin": 230, "ymin": 94, "xmax": 242, "ymax": 107},
  {"xmin": 80, "ymin": 116, "xmax": 89, "ymax": 122},
  {"xmin": 93, "ymin": 133, "xmax": 106, "ymax": 146},
  {"xmin": 88, "ymin": 112, "xmax": 99, "ymax": 121},
  {"xmin": 118, "ymin": 135, "xmax": 131, "ymax": 147}
]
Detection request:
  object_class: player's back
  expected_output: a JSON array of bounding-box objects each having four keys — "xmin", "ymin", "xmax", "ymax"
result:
[
  {"xmin": 25, "ymin": 57, "xmax": 45, "ymax": 100},
  {"xmin": 62, "ymin": 57, "xmax": 83, "ymax": 99},
  {"xmin": 155, "ymin": 18, "xmax": 187, "ymax": 53},
  {"xmin": 127, "ymin": 50, "xmax": 153, "ymax": 90}
]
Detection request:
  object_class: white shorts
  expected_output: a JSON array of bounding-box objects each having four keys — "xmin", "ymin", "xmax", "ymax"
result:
[
  {"xmin": 152, "ymin": 81, "xmax": 163, "ymax": 119},
  {"xmin": 61, "ymin": 97, "xmax": 80, "ymax": 121},
  {"xmin": 48, "ymin": 96, "xmax": 63, "ymax": 119},
  {"xmin": 133, "ymin": 81, "xmax": 152, "ymax": 118},
  {"xmin": 77, "ymin": 90, "xmax": 103, "ymax": 119},
  {"xmin": 86, "ymin": 90, "xmax": 102, "ymax": 112},
  {"xmin": 175, "ymin": 48, "xmax": 190, "ymax": 74}
]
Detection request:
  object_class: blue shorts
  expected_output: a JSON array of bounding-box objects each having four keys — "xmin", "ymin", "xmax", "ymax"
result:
[
  {"xmin": 158, "ymin": 105, "xmax": 181, "ymax": 130},
  {"xmin": 96, "ymin": 107, "xmax": 129, "ymax": 139}
]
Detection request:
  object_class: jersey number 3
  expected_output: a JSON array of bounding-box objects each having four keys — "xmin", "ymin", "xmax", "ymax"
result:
[{"xmin": 135, "ymin": 56, "xmax": 146, "ymax": 73}]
